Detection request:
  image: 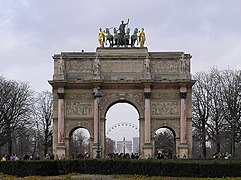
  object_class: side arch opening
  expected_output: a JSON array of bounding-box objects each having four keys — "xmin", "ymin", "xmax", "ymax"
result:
[{"xmin": 69, "ymin": 127, "xmax": 90, "ymax": 159}]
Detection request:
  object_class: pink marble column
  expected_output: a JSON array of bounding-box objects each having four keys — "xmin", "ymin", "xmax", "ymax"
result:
[
  {"xmin": 144, "ymin": 91, "xmax": 151, "ymax": 143},
  {"xmin": 93, "ymin": 98, "xmax": 99, "ymax": 144},
  {"xmin": 180, "ymin": 85, "xmax": 187, "ymax": 144},
  {"xmin": 57, "ymin": 92, "xmax": 65, "ymax": 144}
]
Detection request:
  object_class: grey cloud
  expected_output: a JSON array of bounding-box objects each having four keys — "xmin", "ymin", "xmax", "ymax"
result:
[{"xmin": 0, "ymin": 0, "xmax": 240, "ymax": 91}]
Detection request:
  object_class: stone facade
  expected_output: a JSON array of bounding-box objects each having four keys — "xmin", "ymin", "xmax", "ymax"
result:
[{"xmin": 49, "ymin": 47, "xmax": 195, "ymax": 159}]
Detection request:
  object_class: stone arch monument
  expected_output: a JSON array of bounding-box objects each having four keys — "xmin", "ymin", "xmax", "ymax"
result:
[{"xmin": 49, "ymin": 47, "xmax": 195, "ymax": 159}]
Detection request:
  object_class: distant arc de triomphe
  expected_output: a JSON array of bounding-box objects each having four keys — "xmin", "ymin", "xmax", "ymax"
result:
[{"xmin": 49, "ymin": 47, "xmax": 195, "ymax": 159}]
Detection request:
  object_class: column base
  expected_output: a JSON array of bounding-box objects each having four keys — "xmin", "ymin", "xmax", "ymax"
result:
[
  {"xmin": 93, "ymin": 75, "xmax": 101, "ymax": 80},
  {"xmin": 92, "ymin": 144, "xmax": 102, "ymax": 158},
  {"xmin": 56, "ymin": 143, "xmax": 66, "ymax": 159},
  {"xmin": 143, "ymin": 73, "xmax": 151, "ymax": 79},
  {"xmin": 142, "ymin": 143, "xmax": 153, "ymax": 159},
  {"xmin": 178, "ymin": 143, "xmax": 189, "ymax": 158}
]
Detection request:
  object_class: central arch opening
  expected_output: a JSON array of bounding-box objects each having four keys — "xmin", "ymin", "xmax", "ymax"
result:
[{"xmin": 105, "ymin": 102, "xmax": 139, "ymax": 158}]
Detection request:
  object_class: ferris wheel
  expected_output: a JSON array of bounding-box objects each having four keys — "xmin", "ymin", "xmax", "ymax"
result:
[{"xmin": 106, "ymin": 122, "xmax": 139, "ymax": 142}]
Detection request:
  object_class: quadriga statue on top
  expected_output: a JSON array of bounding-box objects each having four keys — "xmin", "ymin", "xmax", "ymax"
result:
[{"xmin": 98, "ymin": 19, "xmax": 146, "ymax": 48}]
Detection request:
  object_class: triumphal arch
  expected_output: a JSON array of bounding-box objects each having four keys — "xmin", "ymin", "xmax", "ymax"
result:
[{"xmin": 49, "ymin": 23, "xmax": 195, "ymax": 159}]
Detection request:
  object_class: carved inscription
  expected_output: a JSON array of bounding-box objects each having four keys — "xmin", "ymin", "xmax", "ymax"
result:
[
  {"xmin": 65, "ymin": 94, "xmax": 92, "ymax": 100},
  {"xmin": 151, "ymin": 60, "xmax": 179, "ymax": 73},
  {"xmin": 65, "ymin": 60, "xmax": 92, "ymax": 73},
  {"xmin": 152, "ymin": 93, "xmax": 179, "ymax": 101},
  {"xmin": 151, "ymin": 101, "xmax": 178, "ymax": 115},
  {"xmin": 65, "ymin": 101, "xmax": 93, "ymax": 117}
]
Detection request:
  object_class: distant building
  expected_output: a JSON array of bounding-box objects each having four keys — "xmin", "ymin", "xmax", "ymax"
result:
[
  {"xmin": 117, "ymin": 138, "xmax": 132, "ymax": 154},
  {"xmin": 133, "ymin": 137, "xmax": 139, "ymax": 153}
]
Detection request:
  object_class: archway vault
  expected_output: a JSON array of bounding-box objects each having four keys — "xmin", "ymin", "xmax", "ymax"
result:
[
  {"xmin": 101, "ymin": 94, "xmax": 143, "ymax": 119},
  {"xmin": 49, "ymin": 47, "xmax": 195, "ymax": 159}
]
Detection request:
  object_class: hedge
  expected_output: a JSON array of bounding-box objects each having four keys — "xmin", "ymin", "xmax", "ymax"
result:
[{"xmin": 1, "ymin": 159, "xmax": 241, "ymax": 178}]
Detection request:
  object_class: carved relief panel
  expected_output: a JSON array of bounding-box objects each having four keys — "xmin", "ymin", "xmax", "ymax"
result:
[
  {"xmin": 151, "ymin": 92, "xmax": 179, "ymax": 116},
  {"xmin": 151, "ymin": 59, "xmax": 179, "ymax": 74},
  {"xmin": 65, "ymin": 60, "xmax": 93, "ymax": 73},
  {"xmin": 65, "ymin": 93, "xmax": 93, "ymax": 117}
]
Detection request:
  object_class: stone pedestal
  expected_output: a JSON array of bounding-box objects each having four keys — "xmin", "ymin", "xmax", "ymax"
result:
[
  {"xmin": 143, "ymin": 143, "xmax": 153, "ymax": 159},
  {"xmin": 56, "ymin": 143, "xmax": 66, "ymax": 159},
  {"xmin": 92, "ymin": 144, "xmax": 102, "ymax": 158},
  {"xmin": 178, "ymin": 143, "xmax": 189, "ymax": 158}
]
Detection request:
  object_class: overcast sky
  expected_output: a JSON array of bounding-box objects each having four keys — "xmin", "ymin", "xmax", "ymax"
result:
[
  {"xmin": 1, "ymin": 0, "xmax": 241, "ymax": 142},
  {"xmin": 1, "ymin": 0, "xmax": 241, "ymax": 91}
]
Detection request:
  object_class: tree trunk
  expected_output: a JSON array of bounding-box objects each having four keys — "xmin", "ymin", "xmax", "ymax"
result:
[
  {"xmin": 216, "ymin": 131, "xmax": 221, "ymax": 153},
  {"xmin": 7, "ymin": 123, "xmax": 12, "ymax": 156},
  {"xmin": 201, "ymin": 119, "xmax": 206, "ymax": 158},
  {"xmin": 231, "ymin": 123, "xmax": 235, "ymax": 157},
  {"xmin": 216, "ymin": 141, "xmax": 220, "ymax": 153}
]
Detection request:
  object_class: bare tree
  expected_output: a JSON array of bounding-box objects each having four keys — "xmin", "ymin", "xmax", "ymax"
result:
[
  {"xmin": 192, "ymin": 69, "xmax": 241, "ymax": 158},
  {"xmin": 192, "ymin": 71, "xmax": 211, "ymax": 158},
  {"xmin": 205, "ymin": 69, "xmax": 227, "ymax": 154},
  {"xmin": 105, "ymin": 137, "xmax": 116, "ymax": 156},
  {"xmin": 218, "ymin": 69, "xmax": 241, "ymax": 157},
  {"xmin": 0, "ymin": 76, "xmax": 33, "ymax": 155},
  {"xmin": 70, "ymin": 128, "xmax": 89, "ymax": 158},
  {"xmin": 34, "ymin": 91, "xmax": 53, "ymax": 156}
]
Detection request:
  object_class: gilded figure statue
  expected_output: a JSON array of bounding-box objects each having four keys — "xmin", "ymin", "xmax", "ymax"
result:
[
  {"xmin": 139, "ymin": 28, "xmax": 146, "ymax": 48},
  {"xmin": 98, "ymin": 28, "xmax": 105, "ymax": 47}
]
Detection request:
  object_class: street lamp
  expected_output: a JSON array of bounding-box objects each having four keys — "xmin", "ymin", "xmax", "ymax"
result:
[{"xmin": 94, "ymin": 87, "xmax": 102, "ymax": 158}]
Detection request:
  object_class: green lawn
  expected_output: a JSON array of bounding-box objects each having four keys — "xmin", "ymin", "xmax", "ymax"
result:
[{"xmin": 1, "ymin": 173, "xmax": 241, "ymax": 180}]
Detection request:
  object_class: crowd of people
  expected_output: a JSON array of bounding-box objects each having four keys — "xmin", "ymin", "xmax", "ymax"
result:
[
  {"xmin": 0, "ymin": 152, "xmax": 55, "ymax": 161},
  {"xmin": 1, "ymin": 151, "xmax": 234, "ymax": 161},
  {"xmin": 107, "ymin": 152, "xmax": 140, "ymax": 159},
  {"xmin": 212, "ymin": 152, "xmax": 232, "ymax": 159},
  {"xmin": 71, "ymin": 152, "xmax": 90, "ymax": 159},
  {"xmin": 1, "ymin": 153, "xmax": 21, "ymax": 161}
]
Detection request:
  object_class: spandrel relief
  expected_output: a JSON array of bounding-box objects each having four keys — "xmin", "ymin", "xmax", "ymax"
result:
[
  {"xmin": 66, "ymin": 101, "xmax": 93, "ymax": 116},
  {"xmin": 129, "ymin": 93, "xmax": 144, "ymax": 103},
  {"xmin": 151, "ymin": 101, "xmax": 179, "ymax": 115},
  {"xmin": 100, "ymin": 94, "xmax": 117, "ymax": 106}
]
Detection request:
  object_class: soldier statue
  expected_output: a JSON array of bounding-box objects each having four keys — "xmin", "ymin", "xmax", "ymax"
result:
[{"xmin": 119, "ymin": 19, "xmax": 129, "ymax": 37}]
